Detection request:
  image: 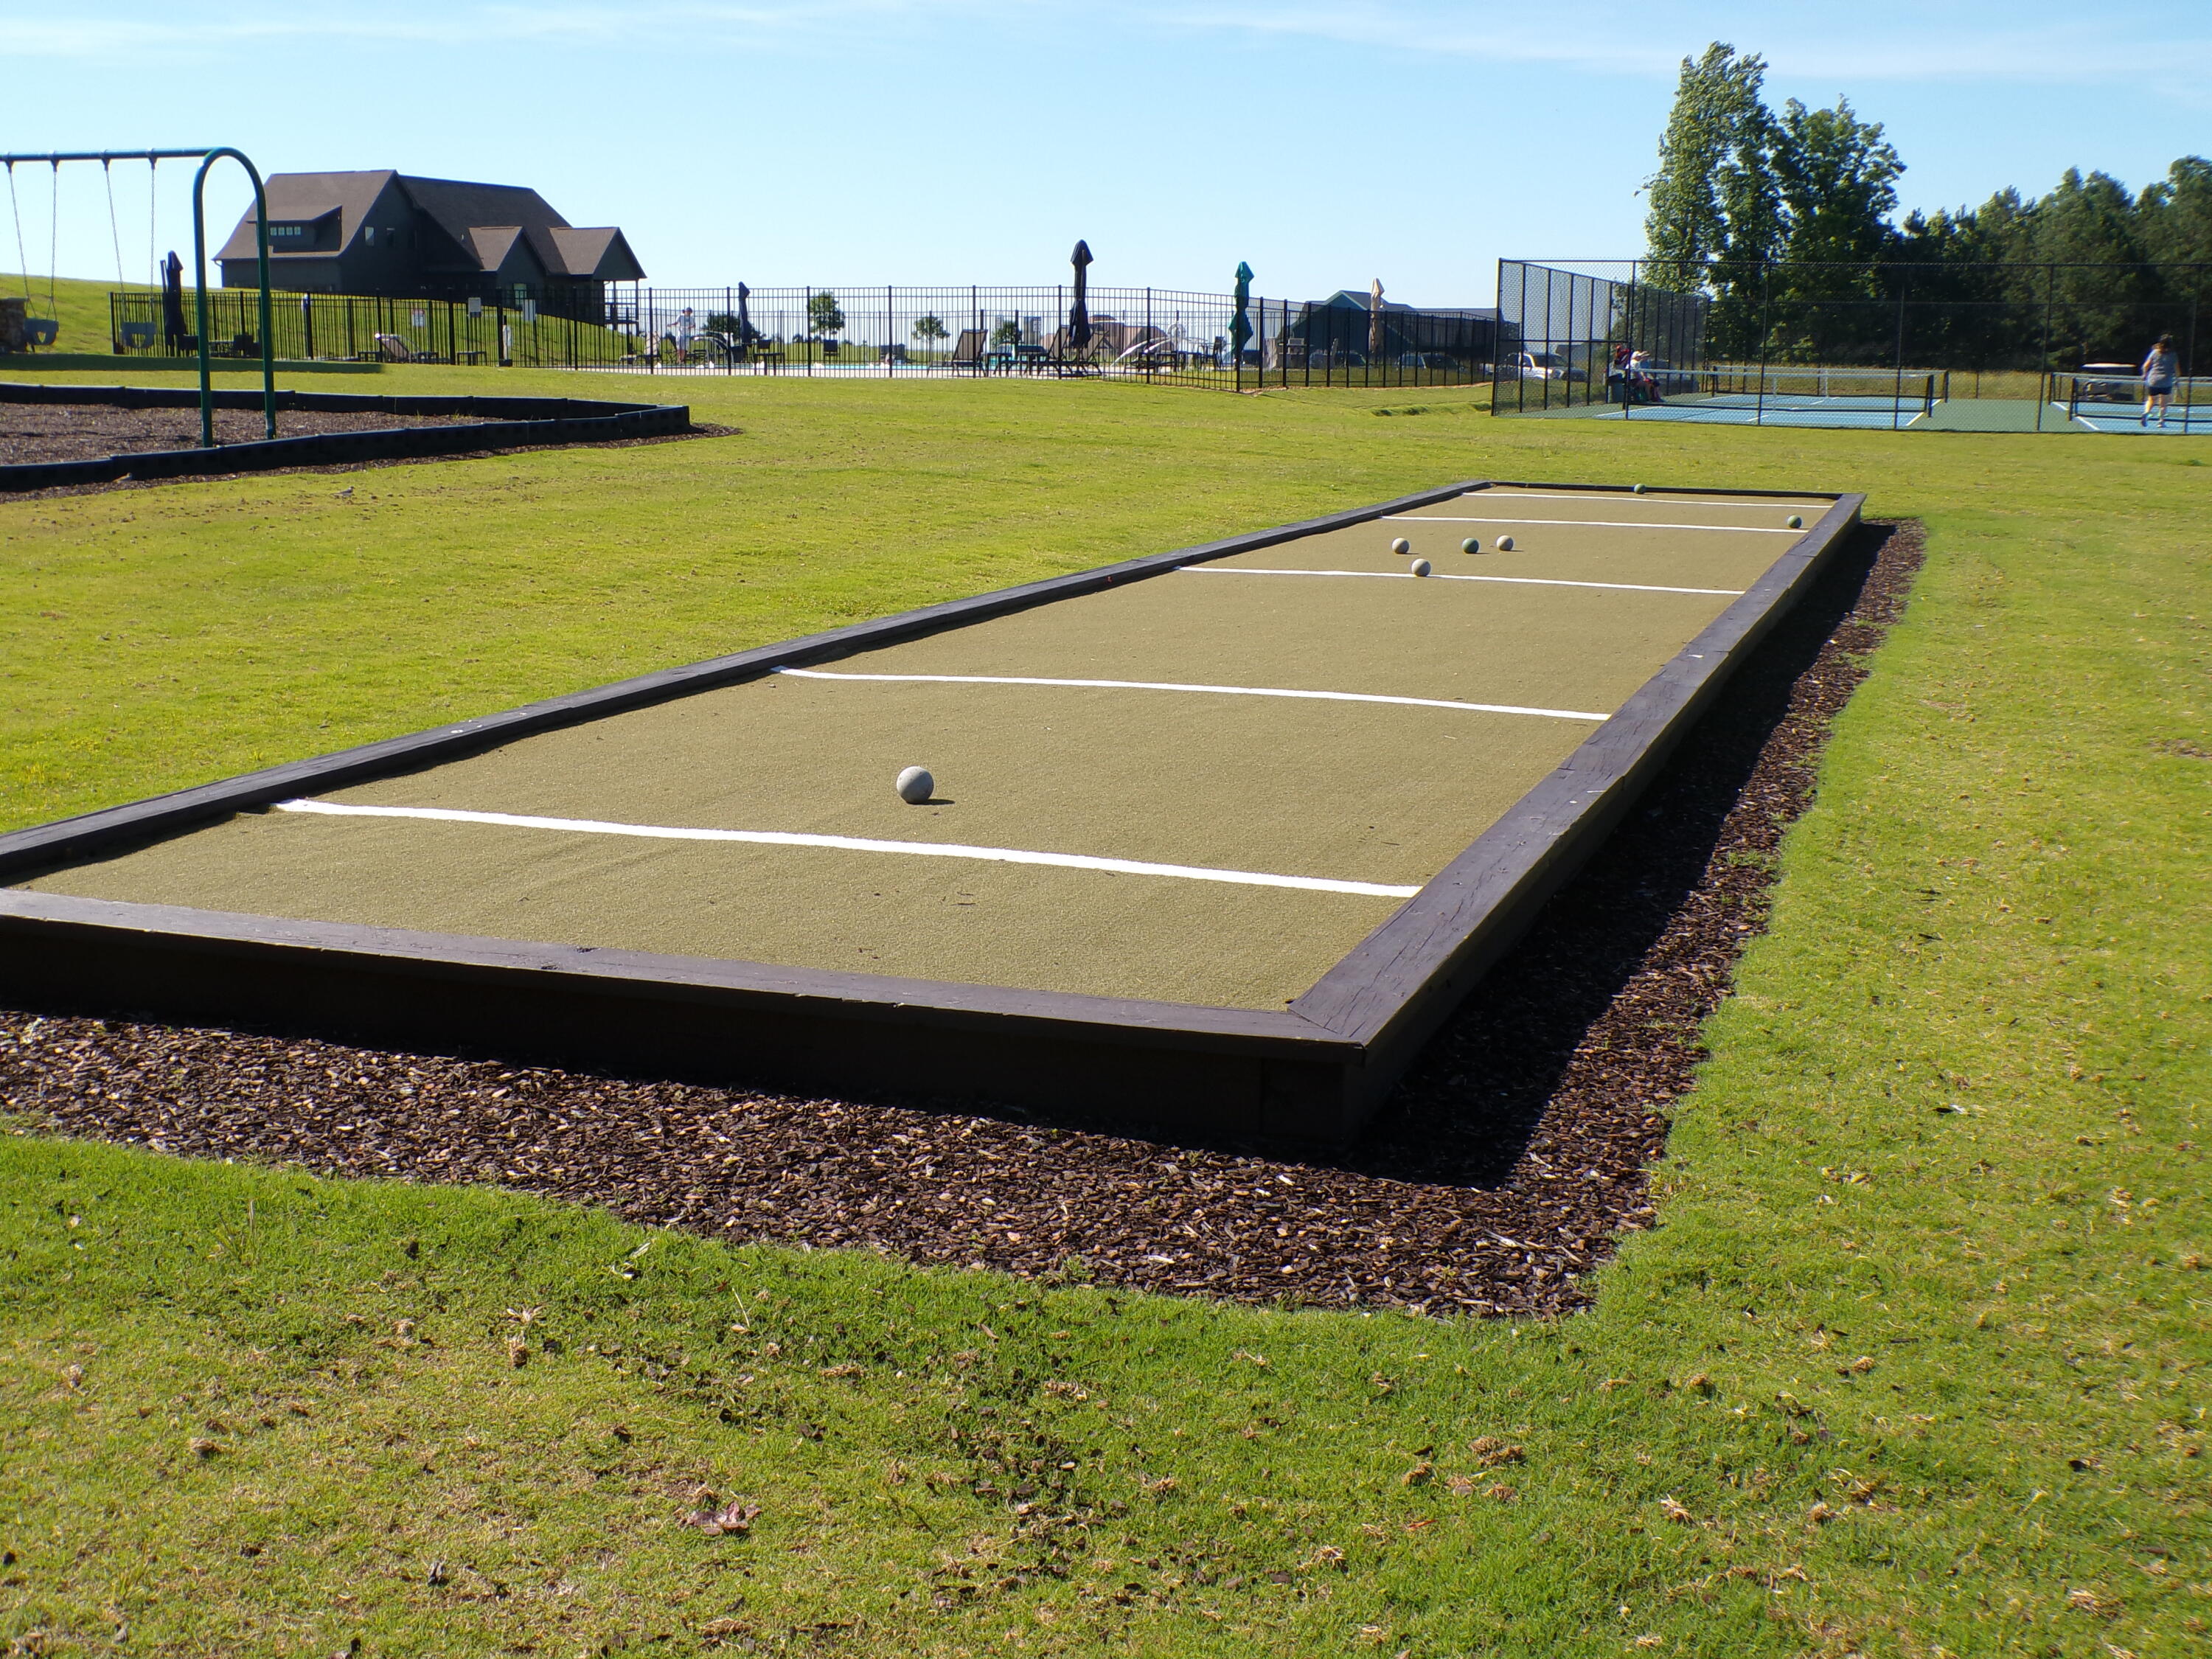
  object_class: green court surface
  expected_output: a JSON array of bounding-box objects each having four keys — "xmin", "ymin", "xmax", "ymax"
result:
[{"xmin": 20, "ymin": 486, "xmax": 1834, "ymax": 1009}]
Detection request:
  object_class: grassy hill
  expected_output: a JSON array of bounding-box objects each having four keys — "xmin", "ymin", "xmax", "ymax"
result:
[
  {"xmin": 1, "ymin": 272, "xmax": 143, "ymax": 357},
  {"xmin": 1, "ymin": 367, "xmax": 2206, "ymax": 1655}
]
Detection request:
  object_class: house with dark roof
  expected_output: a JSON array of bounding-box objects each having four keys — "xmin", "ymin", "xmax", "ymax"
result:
[
  {"xmin": 217, "ymin": 171, "xmax": 644, "ymax": 319},
  {"xmin": 1283, "ymin": 290, "xmax": 1500, "ymax": 366}
]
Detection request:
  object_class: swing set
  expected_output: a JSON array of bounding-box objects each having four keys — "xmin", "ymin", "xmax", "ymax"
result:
[{"xmin": 2, "ymin": 146, "xmax": 275, "ymax": 448}]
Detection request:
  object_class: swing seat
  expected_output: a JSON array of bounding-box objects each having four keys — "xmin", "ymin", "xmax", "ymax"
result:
[
  {"xmin": 119, "ymin": 321, "xmax": 155, "ymax": 349},
  {"xmin": 23, "ymin": 319, "xmax": 59, "ymax": 349}
]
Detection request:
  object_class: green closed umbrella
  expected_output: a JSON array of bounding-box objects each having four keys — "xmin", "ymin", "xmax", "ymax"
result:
[{"xmin": 1230, "ymin": 261, "xmax": 1254, "ymax": 361}]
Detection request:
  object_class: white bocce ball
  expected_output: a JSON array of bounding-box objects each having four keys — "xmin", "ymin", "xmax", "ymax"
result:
[{"xmin": 895, "ymin": 766, "xmax": 934, "ymax": 804}]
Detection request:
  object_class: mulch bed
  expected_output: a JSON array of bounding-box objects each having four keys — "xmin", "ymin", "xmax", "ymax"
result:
[
  {"xmin": 0, "ymin": 401, "xmax": 736, "ymax": 500},
  {"xmin": 0, "ymin": 401, "xmax": 479, "ymax": 465},
  {"xmin": 0, "ymin": 521, "xmax": 1922, "ymax": 1317}
]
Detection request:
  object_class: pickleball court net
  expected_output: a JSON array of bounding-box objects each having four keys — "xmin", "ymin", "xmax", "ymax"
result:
[
  {"xmin": 1676, "ymin": 366, "xmax": 1947, "ymax": 416},
  {"xmin": 2062, "ymin": 372, "xmax": 2212, "ymax": 428}
]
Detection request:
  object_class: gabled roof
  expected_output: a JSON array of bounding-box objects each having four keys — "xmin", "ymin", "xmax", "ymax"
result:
[
  {"xmin": 1316, "ymin": 290, "xmax": 1498, "ymax": 319},
  {"xmin": 465, "ymin": 225, "xmax": 531, "ymax": 272},
  {"xmin": 217, "ymin": 169, "xmax": 644, "ymax": 282},
  {"xmin": 396, "ymin": 175, "xmax": 568, "ymax": 255},
  {"xmin": 547, "ymin": 226, "xmax": 645, "ymax": 281},
  {"xmin": 215, "ymin": 170, "xmax": 401, "ymax": 261}
]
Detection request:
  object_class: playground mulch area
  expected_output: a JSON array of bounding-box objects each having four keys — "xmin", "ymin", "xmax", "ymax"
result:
[
  {"xmin": 0, "ymin": 521, "xmax": 1920, "ymax": 1318},
  {"xmin": 0, "ymin": 400, "xmax": 736, "ymax": 499},
  {"xmin": 0, "ymin": 400, "xmax": 478, "ymax": 464}
]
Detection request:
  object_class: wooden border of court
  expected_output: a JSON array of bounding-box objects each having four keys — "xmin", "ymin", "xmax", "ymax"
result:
[{"xmin": 0, "ymin": 481, "xmax": 1865, "ymax": 1144}]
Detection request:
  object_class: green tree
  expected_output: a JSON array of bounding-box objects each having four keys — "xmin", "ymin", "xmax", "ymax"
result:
[
  {"xmin": 1764, "ymin": 97, "xmax": 1905, "ymax": 361},
  {"xmin": 911, "ymin": 313, "xmax": 947, "ymax": 358},
  {"xmin": 2141, "ymin": 157, "xmax": 2212, "ymax": 270},
  {"xmin": 807, "ymin": 291, "xmax": 846, "ymax": 340},
  {"xmin": 1773, "ymin": 98, "xmax": 1902, "ymax": 267},
  {"xmin": 1644, "ymin": 44, "xmax": 1783, "ymax": 355},
  {"xmin": 990, "ymin": 319, "xmax": 1021, "ymax": 349},
  {"xmin": 1644, "ymin": 45, "xmax": 1781, "ymax": 274}
]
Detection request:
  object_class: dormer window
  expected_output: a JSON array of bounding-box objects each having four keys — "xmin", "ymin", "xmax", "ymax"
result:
[{"xmin": 269, "ymin": 223, "xmax": 309, "ymax": 242}]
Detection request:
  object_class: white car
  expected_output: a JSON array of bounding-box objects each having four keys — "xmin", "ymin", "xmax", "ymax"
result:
[{"xmin": 1510, "ymin": 350, "xmax": 1586, "ymax": 382}]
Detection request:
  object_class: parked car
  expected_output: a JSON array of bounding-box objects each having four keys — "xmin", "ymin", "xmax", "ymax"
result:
[{"xmin": 1508, "ymin": 350, "xmax": 1586, "ymax": 382}]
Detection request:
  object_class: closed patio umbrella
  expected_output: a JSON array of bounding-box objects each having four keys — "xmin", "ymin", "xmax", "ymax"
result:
[
  {"xmin": 1230, "ymin": 262, "xmax": 1253, "ymax": 362},
  {"xmin": 1067, "ymin": 240, "xmax": 1093, "ymax": 351},
  {"xmin": 160, "ymin": 251, "xmax": 188, "ymax": 353},
  {"xmin": 1368, "ymin": 277, "xmax": 1385, "ymax": 362}
]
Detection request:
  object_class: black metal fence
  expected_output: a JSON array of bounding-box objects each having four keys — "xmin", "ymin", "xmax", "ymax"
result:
[
  {"xmin": 102, "ymin": 282, "xmax": 1500, "ymax": 391},
  {"xmin": 1496, "ymin": 257, "xmax": 2212, "ymax": 416},
  {"xmin": 108, "ymin": 288, "xmax": 634, "ymax": 369}
]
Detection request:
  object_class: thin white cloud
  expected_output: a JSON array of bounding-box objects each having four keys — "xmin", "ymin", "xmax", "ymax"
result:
[
  {"xmin": 8, "ymin": 0, "xmax": 2208, "ymax": 102},
  {"xmin": 1164, "ymin": 2, "xmax": 2210, "ymax": 89}
]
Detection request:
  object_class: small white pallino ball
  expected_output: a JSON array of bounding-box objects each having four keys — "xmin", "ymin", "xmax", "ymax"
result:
[
  {"xmin": 1786, "ymin": 513, "xmax": 1804, "ymax": 529},
  {"xmin": 1411, "ymin": 558, "xmax": 1433, "ymax": 577},
  {"xmin": 1495, "ymin": 534, "xmax": 1515, "ymax": 552},
  {"xmin": 1461, "ymin": 537, "xmax": 1481, "ymax": 554},
  {"xmin": 1389, "ymin": 536, "xmax": 1412, "ymax": 555},
  {"xmin": 895, "ymin": 766, "xmax": 934, "ymax": 804}
]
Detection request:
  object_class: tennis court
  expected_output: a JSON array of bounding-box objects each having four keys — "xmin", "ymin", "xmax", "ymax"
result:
[
  {"xmin": 1, "ymin": 481, "xmax": 1860, "ymax": 1136},
  {"xmin": 2057, "ymin": 372, "xmax": 2212, "ymax": 434},
  {"xmin": 1593, "ymin": 366, "xmax": 1944, "ymax": 430}
]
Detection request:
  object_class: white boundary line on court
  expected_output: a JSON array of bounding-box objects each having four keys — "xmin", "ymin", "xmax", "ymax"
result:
[
  {"xmin": 273, "ymin": 799, "xmax": 1423, "ymax": 900},
  {"xmin": 1183, "ymin": 566, "xmax": 1740, "ymax": 599},
  {"xmin": 1382, "ymin": 514, "xmax": 1802, "ymax": 535},
  {"xmin": 774, "ymin": 666, "xmax": 1609, "ymax": 722},
  {"xmin": 1457, "ymin": 490, "xmax": 1829, "ymax": 509}
]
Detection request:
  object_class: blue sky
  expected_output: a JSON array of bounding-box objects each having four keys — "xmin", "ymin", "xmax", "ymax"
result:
[{"xmin": 3, "ymin": 1, "xmax": 2207, "ymax": 306}]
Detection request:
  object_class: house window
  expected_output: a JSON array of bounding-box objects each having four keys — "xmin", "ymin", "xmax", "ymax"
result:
[
  {"xmin": 269, "ymin": 223, "xmax": 307, "ymax": 242},
  {"xmin": 364, "ymin": 226, "xmax": 375, "ymax": 246}
]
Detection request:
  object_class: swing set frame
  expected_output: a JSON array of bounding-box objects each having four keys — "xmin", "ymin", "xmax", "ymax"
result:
[{"xmin": 2, "ymin": 147, "xmax": 274, "ymax": 447}]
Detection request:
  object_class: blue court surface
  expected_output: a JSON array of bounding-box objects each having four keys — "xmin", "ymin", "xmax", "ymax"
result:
[
  {"xmin": 1597, "ymin": 395, "xmax": 1933, "ymax": 430},
  {"xmin": 2063, "ymin": 403, "xmax": 2212, "ymax": 435}
]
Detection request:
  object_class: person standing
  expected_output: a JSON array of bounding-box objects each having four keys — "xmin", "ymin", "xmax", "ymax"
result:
[
  {"xmin": 672, "ymin": 307, "xmax": 697, "ymax": 364},
  {"xmin": 2141, "ymin": 333, "xmax": 2178, "ymax": 428}
]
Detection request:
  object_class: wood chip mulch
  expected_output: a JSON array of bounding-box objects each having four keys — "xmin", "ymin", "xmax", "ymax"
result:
[
  {"xmin": 0, "ymin": 400, "xmax": 737, "ymax": 500},
  {"xmin": 0, "ymin": 401, "xmax": 478, "ymax": 464},
  {"xmin": 0, "ymin": 521, "xmax": 1922, "ymax": 1317}
]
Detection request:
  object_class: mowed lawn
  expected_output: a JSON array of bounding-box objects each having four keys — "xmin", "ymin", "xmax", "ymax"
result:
[{"xmin": 1, "ymin": 366, "xmax": 2208, "ymax": 1657}]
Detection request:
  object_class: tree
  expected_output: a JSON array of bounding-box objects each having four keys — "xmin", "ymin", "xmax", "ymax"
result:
[
  {"xmin": 1644, "ymin": 44, "xmax": 1783, "ymax": 355},
  {"xmin": 1773, "ymin": 98, "xmax": 1902, "ymax": 268},
  {"xmin": 912, "ymin": 313, "xmax": 948, "ymax": 358},
  {"xmin": 1645, "ymin": 45, "xmax": 1781, "ymax": 277},
  {"xmin": 1765, "ymin": 97, "xmax": 1905, "ymax": 360},
  {"xmin": 2140, "ymin": 157, "xmax": 2212, "ymax": 310},
  {"xmin": 990, "ymin": 319, "xmax": 1021, "ymax": 349},
  {"xmin": 806, "ymin": 291, "xmax": 846, "ymax": 340}
]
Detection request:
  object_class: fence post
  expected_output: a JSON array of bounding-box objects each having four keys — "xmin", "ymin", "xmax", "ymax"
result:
[
  {"xmin": 1755, "ymin": 264, "xmax": 1773, "ymax": 426},
  {"xmin": 1891, "ymin": 266, "xmax": 1907, "ymax": 430},
  {"xmin": 2037, "ymin": 263, "xmax": 2053, "ymax": 432}
]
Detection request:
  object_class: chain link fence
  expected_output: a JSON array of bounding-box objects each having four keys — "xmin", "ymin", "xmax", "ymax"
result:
[{"xmin": 1496, "ymin": 257, "xmax": 2212, "ymax": 418}]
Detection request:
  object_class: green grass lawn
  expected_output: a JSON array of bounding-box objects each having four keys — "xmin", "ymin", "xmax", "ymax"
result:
[
  {"xmin": 2, "ymin": 367, "xmax": 2209, "ymax": 1656},
  {"xmin": 1, "ymin": 274, "xmax": 139, "ymax": 358}
]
